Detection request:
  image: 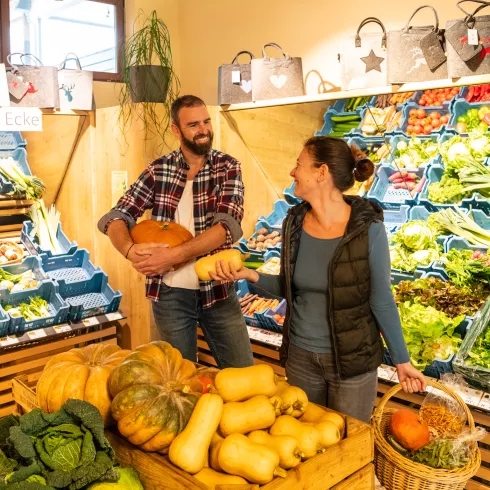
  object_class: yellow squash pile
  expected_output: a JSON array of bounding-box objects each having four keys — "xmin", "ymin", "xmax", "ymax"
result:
[{"xmin": 168, "ymin": 364, "xmax": 345, "ymax": 486}]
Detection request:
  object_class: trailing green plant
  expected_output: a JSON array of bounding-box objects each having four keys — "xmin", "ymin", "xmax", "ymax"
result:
[{"xmin": 118, "ymin": 10, "xmax": 180, "ymax": 152}]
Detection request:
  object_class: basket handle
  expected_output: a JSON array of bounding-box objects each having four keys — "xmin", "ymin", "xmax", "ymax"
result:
[{"xmin": 374, "ymin": 379, "xmax": 475, "ymax": 431}]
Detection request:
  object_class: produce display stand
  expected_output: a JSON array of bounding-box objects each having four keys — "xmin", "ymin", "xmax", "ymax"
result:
[
  {"xmin": 12, "ymin": 375, "xmax": 374, "ymax": 490},
  {"xmin": 0, "ymin": 309, "xmax": 125, "ymax": 417},
  {"xmin": 197, "ymin": 326, "xmax": 490, "ymax": 490}
]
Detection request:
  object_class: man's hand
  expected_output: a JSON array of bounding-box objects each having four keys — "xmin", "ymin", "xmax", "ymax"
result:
[
  {"xmin": 126, "ymin": 243, "xmax": 154, "ymax": 265},
  {"xmin": 132, "ymin": 243, "xmax": 180, "ymax": 276}
]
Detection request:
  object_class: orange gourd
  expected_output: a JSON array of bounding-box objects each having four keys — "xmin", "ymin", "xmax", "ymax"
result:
[{"xmin": 389, "ymin": 409, "xmax": 430, "ymax": 451}]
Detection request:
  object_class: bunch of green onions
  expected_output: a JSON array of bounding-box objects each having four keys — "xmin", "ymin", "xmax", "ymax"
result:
[{"xmin": 0, "ymin": 157, "xmax": 45, "ymax": 199}]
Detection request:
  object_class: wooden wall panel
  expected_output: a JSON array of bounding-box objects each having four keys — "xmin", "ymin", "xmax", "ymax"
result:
[{"xmin": 221, "ymin": 101, "xmax": 331, "ymax": 201}]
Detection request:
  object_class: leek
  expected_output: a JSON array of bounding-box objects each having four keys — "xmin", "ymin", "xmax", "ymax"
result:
[
  {"xmin": 29, "ymin": 200, "xmax": 64, "ymax": 255},
  {"xmin": 0, "ymin": 157, "xmax": 44, "ymax": 199}
]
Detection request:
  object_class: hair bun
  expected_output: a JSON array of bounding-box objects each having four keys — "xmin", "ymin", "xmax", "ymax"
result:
[{"xmin": 353, "ymin": 157, "xmax": 375, "ymax": 183}]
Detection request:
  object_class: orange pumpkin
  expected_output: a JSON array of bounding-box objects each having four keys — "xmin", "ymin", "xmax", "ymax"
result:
[
  {"xmin": 130, "ymin": 220, "xmax": 193, "ymax": 270},
  {"xmin": 389, "ymin": 409, "xmax": 430, "ymax": 451},
  {"xmin": 130, "ymin": 220, "xmax": 193, "ymax": 247}
]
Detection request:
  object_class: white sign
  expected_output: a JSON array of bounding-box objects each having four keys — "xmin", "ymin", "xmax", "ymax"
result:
[
  {"xmin": 27, "ymin": 329, "xmax": 47, "ymax": 339},
  {"xmin": 106, "ymin": 312, "xmax": 123, "ymax": 321},
  {"xmin": 0, "ymin": 335, "xmax": 18, "ymax": 346},
  {"xmin": 111, "ymin": 171, "xmax": 128, "ymax": 207},
  {"xmin": 82, "ymin": 316, "xmax": 99, "ymax": 327},
  {"xmin": 54, "ymin": 324, "xmax": 72, "ymax": 333},
  {"xmin": 0, "ymin": 107, "xmax": 42, "ymax": 131}
]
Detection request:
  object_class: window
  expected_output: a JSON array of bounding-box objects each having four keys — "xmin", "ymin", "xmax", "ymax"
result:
[{"xmin": 0, "ymin": 0, "xmax": 124, "ymax": 81}]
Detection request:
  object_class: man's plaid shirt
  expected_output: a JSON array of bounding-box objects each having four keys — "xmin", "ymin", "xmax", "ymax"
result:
[{"xmin": 98, "ymin": 148, "xmax": 244, "ymax": 308}]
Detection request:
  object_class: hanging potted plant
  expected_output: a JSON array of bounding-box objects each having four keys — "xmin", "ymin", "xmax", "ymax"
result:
[{"xmin": 119, "ymin": 10, "xmax": 180, "ymax": 148}]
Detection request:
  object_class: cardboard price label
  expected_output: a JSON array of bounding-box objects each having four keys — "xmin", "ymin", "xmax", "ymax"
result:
[
  {"xmin": 82, "ymin": 317, "xmax": 99, "ymax": 327},
  {"xmin": 54, "ymin": 324, "xmax": 72, "ymax": 333},
  {"xmin": 27, "ymin": 329, "xmax": 47, "ymax": 339},
  {"xmin": 0, "ymin": 335, "xmax": 18, "ymax": 346}
]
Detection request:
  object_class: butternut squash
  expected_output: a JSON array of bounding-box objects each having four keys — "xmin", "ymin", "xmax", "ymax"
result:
[
  {"xmin": 219, "ymin": 395, "xmax": 276, "ymax": 436},
  {"xmin": 279, "ymin": 386, "xmax": 308, "ymax": 418},
  {"xmin": 195, "ymin": 250, "xmax": 247, "ymax": 281},
  {"xmin": 193, "ymin": 468, "xmax": 247, "ymax": 488},
  {"xmin": 215, "ymin": 364, "xmax": 281, "ymax": 402},
  {"xmin": 218, "ymin": 433, "xmax": 287, "ymax": 484},
  {"xmin": 209, "ymin": 432, "xmax": 224, "ymax": 472},
  {"xmin": 270, "ymin": 415, "xmax": 324, "ymax": 459},
  {"xmin": 269, "ymin": 395, "xmax": 283, "ymax": 416},
  {"xmin": 314, "ymin": 420, "xmax": 341, "ymax": 448},
  {"xmin": 319, "ymin": 412, "xmax": 346, "ymax": 438},
  {"xmin": 248, "ymin": 430, "xmax": 303, "ymax": 469},
  {"xmin": 169, "ymin": 393, "xmax": 223, "ymax": 474},
  {"xmin": 299, "ymin": 403, "xmax": 329, "ymax": 423}
]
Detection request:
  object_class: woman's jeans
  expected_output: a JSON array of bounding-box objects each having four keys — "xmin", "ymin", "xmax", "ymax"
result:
[
  {"xmin": 286, "ymin": 343, "xmax": 378, "ymax": 423},
  {"xmin": 152, "ymin": 284, "xmax": 254, "ymax": 369}
]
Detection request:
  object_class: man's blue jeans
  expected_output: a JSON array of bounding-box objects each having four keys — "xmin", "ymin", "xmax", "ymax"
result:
[{"xmin": 152, "ymin": 283, "xmax": 254, "ymax": 368}]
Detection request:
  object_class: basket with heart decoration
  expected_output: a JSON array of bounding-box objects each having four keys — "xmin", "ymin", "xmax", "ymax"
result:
[
  {"xmin": 218, "ymin": 50, "xmax": 255, "ymax": 105},
  {"xmin": 251, "ymin": 42, "xmax": 305, "ymax": 101}
]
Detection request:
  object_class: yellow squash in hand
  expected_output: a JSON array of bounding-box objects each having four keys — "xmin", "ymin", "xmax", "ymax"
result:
[{"xmin": 195, "ymin": 249, "xmax": 247, "ymax": 281}]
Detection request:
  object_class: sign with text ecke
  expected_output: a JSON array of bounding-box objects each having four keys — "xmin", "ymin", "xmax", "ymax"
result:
[{"xmin": 0, "ymin": 107, "xmax": 42, "ymax": 131}]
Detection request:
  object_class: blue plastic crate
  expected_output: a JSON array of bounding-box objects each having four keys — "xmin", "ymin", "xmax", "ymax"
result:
[
  {"xmin": 418, "ymin": 164, "xmax": 490, "ymax": 214},
  {"xmin": 379, "ymin": 133, "xmax": 440, "ymax": 170},
  {"xmin": 263, "ymin": 299, "xmax": 286, "ymax": 332},
  {"xmin": 384, "ymin": 205, "xmax": 411, "ymax": 234},
  {"xmin": 390, "ymin": 270, "xmax": 424, "ymax": 285},
  {"xmin": 448, "ymin": 99, "xmax": 490, "ymax": 134},
  {"xmin": 263, "ymin": 248, "xmax": 281, "ymax": 262},
  {"xmin": 58, "ymin": 272, "xmax": 122, "ymax": 322},
  {"xmin": 236, "ymin": 279, "xmax": 283, "ymax": 329},
  {"xmin": 283, "ymin": 181, "xmax": 302, "ymax": 206},
  {"xmin": 22, "ymin": 221, "xmax": 78, "ymax": 259},
  {"xmin": 443, "ymin": 209, "xmax": 490, "ymax": 252},
  {"xmin": 355, "ymin": 105, "xmax": 405, "ymax": 139},
  {"xmin": 0, "ymin": 280, "xmax": 69, "ymax": 334},
  {"xmin": 383, "ymin": 317, "xmax": 472, "ymax": 379},
  {"xmin": 366, "ymin": 164, "xmax": 424, "ymax": 210},
  {"xmin": 399, "ymin": 102, "xmax": 450, "ymax": 135},
  {"xmin": 457, "ymin": 86, "xmax": 490, "ymax": 104},
  {"xmin": 0, "ymin": 147, "xmax": 32, "ymax": 176},
  {"xmin": 0, "ymin": 307, "xmax": 10, "ymax": 336},
  {"xmin": 316, "ymin": 108, "xmax": 362, "ymax": 137},
  {"xmin": 0, "ymin": 132, "xmax": 26, "ymax": 150},
  {"xmin": 0, "ymin": 256, "xmax": 48, "ymax": 292},
  {"xmin": 261, "ymin": 200, "xmax": 291, "ymax": 230},
  {"xmin": 237, "ymin": 219, "xmax": 281, "ymax": 262},
  {"xmin": 41, "ymin": 249, "xmax": 100, "ymax": 284}
]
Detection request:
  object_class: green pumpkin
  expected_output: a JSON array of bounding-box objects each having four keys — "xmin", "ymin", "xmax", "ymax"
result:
[{"xmin": 109, "ymin": 341, "xmax": 199, "ymax": 453}]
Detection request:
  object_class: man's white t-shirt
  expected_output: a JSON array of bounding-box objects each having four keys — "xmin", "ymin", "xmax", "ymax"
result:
[{"xmin": 162, "ymin": 180, "xmax": 200, "ymax": 290}]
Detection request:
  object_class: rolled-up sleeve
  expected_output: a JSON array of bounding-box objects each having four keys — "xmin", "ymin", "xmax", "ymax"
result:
[
  {"xmin": 97, "ymin": 165, "xmax": 156, "ymax": 234},
  {"xmin": 212, "ymin": 159, "xmax": 244, "ymax": 243}
]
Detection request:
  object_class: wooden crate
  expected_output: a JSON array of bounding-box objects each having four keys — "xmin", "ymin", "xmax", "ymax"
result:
[
  {"xmin": 12, "ymin": 376, "xmax": 374, "ymax": 490},
  {"xmin": 1, "ymin": 314, "xmax": 123, "ymax": 417},
  {"xmin": 200, "ymin": 331, "xmax": 490, "ymax": 490}
]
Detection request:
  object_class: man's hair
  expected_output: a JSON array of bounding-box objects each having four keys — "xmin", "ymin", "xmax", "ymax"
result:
[{"xmin": 171, "ymin": 95, "xmax": 206, "ymax": 127}]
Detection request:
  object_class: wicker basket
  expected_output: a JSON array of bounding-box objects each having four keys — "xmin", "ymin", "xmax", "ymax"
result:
[
  {"xmin": 373, "ymin": 379, "xmax": 481, "ymax": 490},
  {"xmin": 0, "ymin": 240, "xmax": 24, "ymax": 265}
]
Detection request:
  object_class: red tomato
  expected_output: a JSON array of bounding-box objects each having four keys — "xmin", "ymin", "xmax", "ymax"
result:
[
  {"xmin": 414, "ymin": 124, "xmax": 423, "ymax": 134},
  {"xmin": 407, "ymin": 124, "xmax": 414, "ymax": 133},
  {"xmin": 409, "ymin": 109, "xmax": 418, "ymax": 118},
  {"xmin": 440, "ymin": 115, "xmax": 449, "ymax": 124},
  {"xmin": 417, "ymin": 109, "xmax": 426, "ymax": 119},
  {"xmin": 451, "ymin": 88, "xmax": 460, "ymax": 95},
  {"xmin": 445, "ymin": 94, "xmax": 453, "ymax": 101},
  {"xmin": 423, "ymin": 124, "xmax": 433, "ymax": 134},
  {"xmin": 426, "ymin": 98, "xmax": 435, "ymax": 106},
  {"xmin": 419, "ymin": 98, "xmax": 427, "ymax": 106},
  {"xmin": 408, "ymin": 117, "xmax": 418, "ymax": 125},
  {"xmin": 431, "ymin": 118, "xmax": 441, "ymax": 129},
  {"xmin": 429, "ymin": 112, "xmax": 441, "ymax": 120}
]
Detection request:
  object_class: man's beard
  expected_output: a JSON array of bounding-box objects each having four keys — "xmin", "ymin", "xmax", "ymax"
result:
[{"xmin": 181, "ymin": 130, "xmax": 214, "ymax": 155}]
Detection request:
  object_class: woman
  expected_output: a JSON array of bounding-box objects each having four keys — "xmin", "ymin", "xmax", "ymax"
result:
[{"xmin": 210, "ymin": 136, "xmax": 426, "ymax": 423}]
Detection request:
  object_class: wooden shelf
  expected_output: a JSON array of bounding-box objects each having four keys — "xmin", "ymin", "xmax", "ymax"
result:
[{"xmin": 221, "ymin": 73, "xmax": 490, "ymax": 112}]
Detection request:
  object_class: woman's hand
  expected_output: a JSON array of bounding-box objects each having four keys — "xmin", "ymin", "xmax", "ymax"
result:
[
  {"xmin": 396, "ymin": 363, "xmax": 427, "ymax": 394},
  {"xmin": 208, "ymin": 260, "xmax": 259, "ymax": 283}
]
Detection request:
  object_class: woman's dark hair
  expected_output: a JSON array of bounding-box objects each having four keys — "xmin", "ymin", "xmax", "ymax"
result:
[{"xmin": 303, "ymin": 136, "xmax": 375, "ymax": 192}]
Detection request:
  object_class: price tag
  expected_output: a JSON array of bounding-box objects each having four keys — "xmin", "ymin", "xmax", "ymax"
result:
[
  {"xmin": 106, "ymin": 312, "xmax": 122, "ymax": 322},
  {"xmin": 82, "ymin": 317, "xmax": 99, "ymax": 327},
  {"xmin": 27, "ymin": 329, "xmax": 46, "ymax": 339},
  {"xmin": 378, "ymin": 365, "xmax": 396, "ymax": 381},
  {"xmin": 468, "ymin": 28, "xmax": 479, "ymax": 46},
  {"xmin": 0, "ymin": 335, "xmax": 18, "ymax": 346},
  {"xmin": 54, "ymin": 324, "xmax": 72, "ymax": 333},
  {"xmin": 478, "ymin": 393, "xmax": 490, "ymax": 412},
  {"xmin": 454, "ymin": 386, "xmax": 483, "ymax": 407},
  {"xmin": 231, "ymin": 70, "xmax": 241, "ymax": 84}
]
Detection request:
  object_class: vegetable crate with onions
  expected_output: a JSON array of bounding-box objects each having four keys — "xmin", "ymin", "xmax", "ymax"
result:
[{"xmin": 0, "ymin": 280, "xmax": 69, "ymax": 334}]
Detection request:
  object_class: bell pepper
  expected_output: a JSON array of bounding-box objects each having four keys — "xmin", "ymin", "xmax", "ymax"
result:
[
  {"xmin": 466, "ymin": 86, "xmax": 475, "ymax": 102},
  {"xmin": 474, "ymin": 85, "xmax": 482, "ymax": 101},
  {"xmin": 468, "ymin": 108, "xmax": 480, "ymax": 119}
]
